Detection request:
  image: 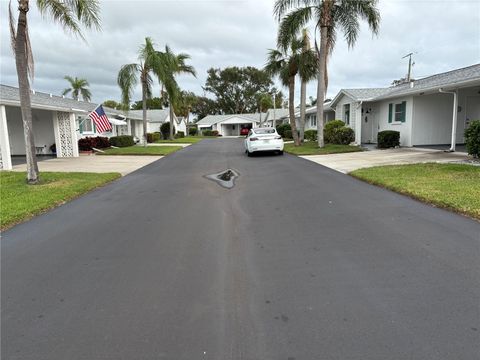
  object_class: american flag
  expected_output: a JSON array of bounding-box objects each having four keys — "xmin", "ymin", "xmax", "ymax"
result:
[{"xmin": 89, "ymin": 105, "xmax": 112, "ymax": 133}]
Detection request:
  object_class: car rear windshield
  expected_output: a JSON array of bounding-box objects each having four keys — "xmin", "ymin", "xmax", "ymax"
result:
[{"xmin": 254, "ymin": 129, "xmax": 276, "ymax": 134}]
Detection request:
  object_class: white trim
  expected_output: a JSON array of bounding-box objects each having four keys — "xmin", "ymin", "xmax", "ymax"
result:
[{"xmin": 0, "ymin": 105, "xmax": 12, "ymax": 170}]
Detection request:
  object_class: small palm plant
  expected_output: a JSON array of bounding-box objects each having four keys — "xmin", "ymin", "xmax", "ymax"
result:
[
  {"xmin": 275, "ymin": 0, "xmax": 381, "ymax": 147},
  {"xmin": 9, "ymin": 0, "xmax": 101, "ymax": 184},
  {"xmin": 62, "ymin": 76, "xmax": 92, "ymax": 102}
]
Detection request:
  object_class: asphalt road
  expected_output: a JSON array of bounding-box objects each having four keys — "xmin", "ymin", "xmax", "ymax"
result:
[{"xmin": 2, "ymin": 139, "xmax": 479, "ymax": 360}]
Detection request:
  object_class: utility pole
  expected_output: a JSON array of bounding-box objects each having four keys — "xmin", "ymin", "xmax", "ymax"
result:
[{"xmin": 402, "ymin": 52, "xmax": 414, "ymax": 82}]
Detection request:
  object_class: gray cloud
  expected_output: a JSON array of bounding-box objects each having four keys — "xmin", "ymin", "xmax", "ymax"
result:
[{"xmin": 1, "ymin": 0, "xmax": 479, "ymax": 107}]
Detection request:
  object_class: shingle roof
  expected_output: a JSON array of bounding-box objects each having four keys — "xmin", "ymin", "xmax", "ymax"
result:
[
  {"xmin": 264, "ymin": 108, "xmax": 289, "ymax": 121},
  {"xmin": 0, "ymin": 84, "xmax": 144, "ymax": 120},
  {"xmin": 127, "ymin": 109, "xmax": 171, "ymax": 122},
  {"xmin": 196, "ymin": 113, "xmax": 266, "ymax": 126}
]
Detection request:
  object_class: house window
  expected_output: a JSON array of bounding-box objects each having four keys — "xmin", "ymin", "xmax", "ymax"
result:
[
  {"xmin": 310, "ymin": 115, "xmax": 317, "ymax": 127},
  {"xmin": 80, "ymin": 117, "xmax": 94, "ymax": 133},
  {"xmin": 343, "ymin": 104, "xmax": 350, "ymax": 125},
  {"xmin": 388, "ymin": 101, "xmax": 406, "ymax": 123}
]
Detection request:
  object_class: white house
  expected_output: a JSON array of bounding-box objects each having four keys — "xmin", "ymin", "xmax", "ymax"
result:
[
  {"xmin": 263, "ymin": 108, "xmax": 290, "ymax": 128},
  {"xmin": 273, "ymin": 102, "xmax": 336, "ymax": 130},
  {"xmin": 0, "ymin": 84, "xmax": 142, "ymax": 170},
  {"xmin": 328, "ymin": 63, "xmax": 480, "ymax": 148},
  {"xmin": 127, "ymin": 109, "xmax": 187, "ymax": 135},
  {"xmin": 196, "ymin": 113, "xmax": 266, "ymax": 136}
]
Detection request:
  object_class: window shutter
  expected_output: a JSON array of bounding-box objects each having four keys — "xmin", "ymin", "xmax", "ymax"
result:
[
  {"xmin": 388, "ymin": 103, "xmax": 393, "ymax": 123},
  {"xmin": 401, "ymin": 101, "xmax": 407, "ymax": 122}
]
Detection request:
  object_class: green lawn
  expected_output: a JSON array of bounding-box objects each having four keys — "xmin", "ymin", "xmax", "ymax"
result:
[
  {"xmin": 100, "ymin": 145, "xmax": 182, "ymax": 155},
  {"xmin": 0, "ymin": 171, "xmax": 121, "ymax": 230},
  {"xmin": 284, "ymin": 142, "xmax": 364, "ymax": 155},
  {"xmin": 351, "ymin": 163, "xmax": 480, "ymax": 219},
  {"xmin": 155, "ymin": 136, "xmax": 216, "ymax": 144}
]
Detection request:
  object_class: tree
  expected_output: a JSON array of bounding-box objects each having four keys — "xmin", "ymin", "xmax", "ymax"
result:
[
  {"xmin": 62, "ymin": 76, "xmax": 92, "ymax": 102},
  {"xmin": 265, "ymin": 36, "xmax": 307, "ymax": 146},
  {"xmin": 204, "ymin": 66, "xmax": 274, "ymax": 114},
  {"xmin": 174, "ymin": 91, "xmax": 197, "ymax": 131},
  {"xmin": 8, "ymin": 0, "xmax": 101, "ymax": 184},
  {"xmin": 118, "ymin": 37, "xmax": 165, "ymax": 146},
  {"xmin": 157, "ymin": 46, "xmax": 196, "ymax": 140},
  {"xmin": 190, "ymin": 95, "xmax": 218, "ymax": 121},
  {"xmin": 131, "ymin": 97, "xmax": 165, "ymax": 110},
  {"xmin": 275, "ymin": 0, "xmax": 380, "ymax": 147}
]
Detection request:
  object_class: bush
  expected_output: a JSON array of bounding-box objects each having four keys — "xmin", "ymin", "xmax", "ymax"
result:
[
  {"xmin": 189, "ymin": 127, "xmax": 198, "ymax": 136},
  {"xmin": 304, "ymin": 130, "xmax": 317, "ymax": 142},
  {"xmin": 284, "ymin": 130, "xmax": 293, "ymax": 139},
  {"xmin": 160, "ymin": 122, "xmax": 175, "ymax": 139},
  {"xmin": 146, "ymin": 132, "xmax": 161, "ymax": 143},
  {"xmin": 78, "ymin": 136, "xmax": 110, "ymax": 151},
  {"xmin": 109, "ymin": 135, "xmax": 135, "ymax": 147},
  {"xmin": 465, "ymin": 120, "xmax": 480, "ymax": 158},
  {"xmin": 332, "ymin": 127, "xmax": 355, "ymax": 145},
  {"xmin": 377, "ymin": 130, "xmax": 400, "ymax": 149},
  {"xmin": 212, "ymin": 130, "xmax": 219, "ymax": 137},
  {"xmin": 175, "ymin": 131, "xmax": 185, "ymax": 139},
  {"xmin": 202, "ymin": 129, "xmax": 213, "ymax": 136},
  {"xmin": 276, "ymin": 123, "xmax": 291, "ymax": 138},
  {"xmin": 324, "ymin": 120, "xmax": 345, "ymax": 143}
]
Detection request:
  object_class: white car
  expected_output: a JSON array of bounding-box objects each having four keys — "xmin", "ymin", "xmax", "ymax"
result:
[{"xmin": 244, "ymin": 128, "xmax": 284, "ymax": 156}]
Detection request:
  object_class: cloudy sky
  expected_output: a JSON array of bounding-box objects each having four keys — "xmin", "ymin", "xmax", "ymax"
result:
[{"xmin": 1, "ymin": 0, "xmax": 479, "ymax": 107}]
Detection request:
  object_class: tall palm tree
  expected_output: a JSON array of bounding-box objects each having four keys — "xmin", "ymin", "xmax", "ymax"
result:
[
  {"xmin": 265, "ymin": 37, "xmax": 308, "ymax": 146},
  {"xmin": 275, "ymin": 0, "xmax": 380, "ymax": 147},
  {"xmin": 117, "ymin": 37, "xmax": 165, "ymax": 146},
  {"xmin": 9, "ymin": 0, "xmax": 101, "ymax": 184},
  {"xmin": 62, "ymin": 76, "xmax": 92, "ymax": 102},
  {"xmin": 158, "ymin": 46, "xmax": 196, "ymax": 140}
]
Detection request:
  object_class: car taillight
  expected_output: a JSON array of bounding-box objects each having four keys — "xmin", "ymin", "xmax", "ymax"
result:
[
  {"xmin": 250, "ymin": 137, "xmax": 259, "ymax": 141},
  {"xmin": 275, "ymin": 136, "xmax": 282, "ymax": 139}
]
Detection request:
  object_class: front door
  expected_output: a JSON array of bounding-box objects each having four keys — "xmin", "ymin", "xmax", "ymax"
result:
[{"xmin": 361, "ymin": 107, "xmax": 378, "ymax": 143}]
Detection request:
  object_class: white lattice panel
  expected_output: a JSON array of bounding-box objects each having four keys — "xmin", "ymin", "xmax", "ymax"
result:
[{"xmin": 57, "ymin": 111, "xmax": 74, "ymax": 157}]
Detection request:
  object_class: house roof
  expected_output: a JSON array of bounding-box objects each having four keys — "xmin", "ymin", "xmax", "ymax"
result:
[
  {"xmin": 331, "ymin": 63, "xmax": 480, "ymax": 106},
  {"xmin": 127, "ymin": 109, "xmax": 173, "ymax": 122},
  {"xmin": 196, "ymin": 113, "xmax": 266, "ymax": 126},
  {"xmin": 264, "ymin": 108, "xmax": 290, "ymax": 121},
  {"xmin": 0, "ymin": 84, "xmax": 143, "ymax": 120}
]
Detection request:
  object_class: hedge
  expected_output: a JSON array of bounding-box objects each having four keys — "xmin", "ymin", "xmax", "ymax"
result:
[
  {"xmin": 109, "ymin": 135, "xmax": 135, "ymax": 147},
  {"xmin": 276, "ymin": 123, "xmax": 291, "ymax": 138},
  {"xmin": 324, "ymin": 120, "xmax": 345, "ymax": 143},
  {"xmin": 146, "ymin": 132, "xmax": 161, "ymax": 143},
  {"xmin": 304, "ymin": 129, "xmax": 317, "ymax": 141},
  {"xmin": 465, "ymin": 120, "xmax": 480, "ymax": 157},
  {"xmin": 175, "ymin": 131, "xmax": 185, "ymax": 139},
  {"xmin": 377, "ymin": 130, "xmax": 400, "ymax": 149},
  {"xmin": 189, "ymin": 127, "xmax": 198, "ymax": 136},
  {"xmin": 78, "ymin": 136, "xmax": 110, "ymax": 151}
]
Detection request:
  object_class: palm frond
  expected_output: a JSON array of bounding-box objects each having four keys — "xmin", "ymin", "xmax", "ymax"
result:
[
  {"xmin": 277, "ymin": 7, "xmax": 313, "ymax": 51},
  {"xmin": 8, "ymin": 1, "xmax": 16, "ymax": 52},
  {"xmin": 36, "ymin": 0, "xmax": 83, "ymax": 38},
  {"xmin": 273, "ymin": 0, "xmax": 315, "ymax": 21},
  {"xmin": 62, "ymin": 88, "xmax": 72, "ymax": 96},
  {"xmin": 117, "ymin": 63, "xmax": 140, "ymax": 106},
  {"xmin": 80, "ymin": 87, "xmax": 92, "ymax": 102},
  {"xmin": 66, "ymin": 0, "xmax": 101, "ymax": 30}
]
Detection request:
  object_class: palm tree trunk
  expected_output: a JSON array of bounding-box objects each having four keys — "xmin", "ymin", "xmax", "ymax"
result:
[
  {"xmin": 141, "ymin": 80, "xmax": 147, "ymax": 147},
  {"xmin": 15, "ymin": 1, "xmax": 39, "ymax": 184},
  {"xmin": 288, "ymin": 75, "xmax": 300, "ymax": 146},
  {"xmin": 299, "ymin": 79, "xmax": 307, "ymax": 143},
  {"xmin": 316, "ymin": 26, "xmax": 328, "ymax": 148},
  {"xmin": 169, "ymin": 105, "xmax": 174, "ymax": 140}
]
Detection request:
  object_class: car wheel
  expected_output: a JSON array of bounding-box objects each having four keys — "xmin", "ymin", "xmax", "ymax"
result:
[
  {"xmin": 247, "ymin": 150, "xmax": 253, "ymax": 157},
  {"xmin": 278, "ymin": 151, "xmax": 284, "ymax": 155}
]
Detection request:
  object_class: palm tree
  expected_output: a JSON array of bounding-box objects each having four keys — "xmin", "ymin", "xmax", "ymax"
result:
[
  {"xmin": 117, "ymin": 37, "xmax": 165, "ymax": 146},
  {"xmin": 158, "ymin": 46, "xmax": 196, "ymax": 140},
  {"xmin": 275, "ymin": 0, "xmax": 380, "ymax": 147},
  {"xmin": 8, "ymin": 0, "xmax": 100, "ymax": 184},
  {"xmin": 62, "ymin": 76, "xmax": 92, "ymax": 102},
  {"xmin": 265, "ymin": 37, "xmax": 306, "ymax": 146}
]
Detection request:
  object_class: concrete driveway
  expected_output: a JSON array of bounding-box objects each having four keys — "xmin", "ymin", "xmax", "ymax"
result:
[
  {"xmin": 11, "ymin": 155, "xmax": 162, "ymax": 176},
  {"xmin": 302, "ymin": 147, "xmax": 471, "ymax": 173}
]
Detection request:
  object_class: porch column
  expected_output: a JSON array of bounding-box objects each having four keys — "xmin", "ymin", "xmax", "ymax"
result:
[
  {"xmin": 53, "ymin": 111, "xmax": 79, "ymax": 157},
  {"xmin": 0, "ymin": 105, "xmax": 12, "ymax": 170},
  {"xmin": 354, "ymin": 102, "xmax": 362, "ymax": 145}
]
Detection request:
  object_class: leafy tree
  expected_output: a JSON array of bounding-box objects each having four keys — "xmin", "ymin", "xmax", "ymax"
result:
[
  {"xmin": 131, "ymin": 97, "xmax": 165, "ymax": 110},
  {"xmin": 8, "ymin": 0, "xmax": 101, "ymax": 184},
  {"xmin": 203, "ymin": 66, "xmax": 274, "ymax": 114},
  {"xmin": 117, "ymin": 37, "xmax": 166, "ymax": 146},
  {"xmin": 103, "ymin": 100, "xmax": 129, "ymax": 111},
  {"xmin": 62, "ymin": 76, "xmax": 92, "ymax": 102},
  {"xmin": 191, "ymin": 95, "xmax": 218, "ymax": 121},
  {"xmin": 275, "ymin": 0, "xmax": 380, "ymax": 147}
]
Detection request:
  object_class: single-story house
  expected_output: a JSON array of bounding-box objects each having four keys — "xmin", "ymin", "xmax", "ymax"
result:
[
  {"xmin": 263, "ymin": 108, "xmax": 290, "ymax": 128},
  {"xmin": 327, "ymin": 63, "xmax": 480, "ymax": 148},
  {"xmin": 127, "ymin": 109, "xmax": 187, "ymax": 135},
  {"xmin": 0, "ymin": 84, "xmax": 142, "ymax": 170},
  {"xmin": 196, "ymin": 113, "xmax": 266, "ymax": 136},
  {"xmin": 275, "ymin": 102, "xmax": 335, "ymax": 131}
]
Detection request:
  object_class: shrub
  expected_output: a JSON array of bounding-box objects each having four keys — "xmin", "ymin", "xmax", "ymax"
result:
[
  {"xmin": 324, "ymin": 120, "xmax": 345, "ymax": 143},
  {"xmin": 465, "ymin": 120, "xmax": 480, "ymax": 158},
  {"xmin": 284, "ymin": 130, "xmax": 293, "ymax": 139},
  {"xmin": 202, "ymin": 129, "xmax": 213, "ymax": 136},
  {"xmin": 175, "ymin": 131, "xmax": 185, "ymax": 139},
  {"xmin": 78, "ymin": 136, "xmax": 110, "ymax": 151},
  {"xmin": 160, "ymin": 122, "xmax": 174, "ymax": 139},
  {"xmin": 332, "ymin": 127, "xmax": 355, "ymax": 145},
  {"xmin": 304, "ymin": 129, "xmax": 317, "ymax": 142},
  {"xmin": 276, "ymin": 123, "xmax": 291, "ymax": 138},
  {"xmin": 146, "ymin": 132, "xmax": 161, "ymax": 143},
  {"xmin": 377, "ymin": 130, "xmax": 400, "ymax": 149},
  {"xmin": 109, "ymin": 135, "xmax": 135, "ymax": 147},
  {"xmin": 189, "ymin": 127, "xmax": 198, "ymax": 136},
  {"xmin": 212, "ymin": 130, "xmax": 219, "ymax": 136}
]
